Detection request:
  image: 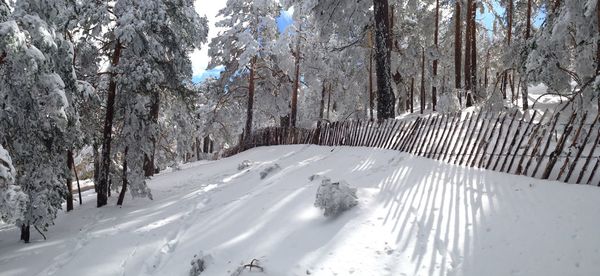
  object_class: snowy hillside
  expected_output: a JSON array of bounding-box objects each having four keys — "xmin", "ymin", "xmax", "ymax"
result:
[{"xmin": 1, "ymin": 145, "xmax": 599, "ymax": 276}]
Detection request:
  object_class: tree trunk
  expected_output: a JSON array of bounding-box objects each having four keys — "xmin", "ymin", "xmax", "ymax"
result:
[
  {"xmin": 369, "ymin": 33, "xmax": 375, "ymax": 122},
  {"xmin": 117, "ymin": 147, "xmax": 128, "ymax": 206},
  {"xmin": 484, "ymin": 49, "xmax": 490, "ymax": 90},
  {"xmin": 468, "ymin": 0, "xmax": 477, "ymax": 106},
  {"xmin": 522, "ymin": 0, "xmax": 532, "ymax": 110},
  {"xmin": 420, "ymin": 47, "xmax": 426, "ymax": 114},
  {"xmin": 98, "ymin": 40, "xmax": 122, "ymax": 208},
  {"xmin": 454, "ymin": 0, "xmax": 462, "ymax": 91},
  {"xmin": 410, "ymin": 77, "xmax": 414, "ymax": 113},
  {"xmin": 93, "ymin": 143, "xmax": 99, "ymax": 193},
  {"xmin": 290, "ymin": 32, "xmax": 301, "ymax": 127},
  {"xmin": 464, "ymin": 0, "xmax": 472, "ymax": 92},
  {"xmin": 66, "ymin": 150, "xmax": 74, "ymax": 212},
  {"xmin": 318, "ymin": 82, "xmax": 325, "ymax": 127},
  {"xmin": 144, "ymin": 90, "xmax": 160, "ymax": 177},
  {"xmin": 327, "ymin": 83, "xmax": 332, "ymax": 120},
  {"xmin": 20, "ymin": 223, "xmax": 30, "ymax": 243},
  {"xmin": 244, "ymin": 57, "xmax": 256, "ymax": 146},
  {"xmin": 71, "ymin": 151, "xmax": 82, "ymax": 205},
  {"xmin": 432, "ymin": 0, "xmax": 440, "ymax": 111},
  {"xmin": 373, "ymin": 0, "xmax": 396, "ymax": 121}
]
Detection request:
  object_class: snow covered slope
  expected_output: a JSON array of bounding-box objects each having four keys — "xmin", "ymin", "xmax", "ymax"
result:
[{"xmin": 1, "ymin": 145, "xmax": 599, "ymax": 276}]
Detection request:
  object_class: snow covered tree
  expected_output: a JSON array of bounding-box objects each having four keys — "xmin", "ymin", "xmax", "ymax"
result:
[
  {"xmin": 83, "ymin": 0, "xmax": 208, "ymax": 206},
  {"xmin": 0, "ymin": 0, "xmax": 82, "ymax": 240},
  {"xmin": 0, "ymin": 145, "xmax": 27, "ymax": 227},
  {"xmin": 208, "ymin": 0, "xmax": 280, "ymax": 145}
]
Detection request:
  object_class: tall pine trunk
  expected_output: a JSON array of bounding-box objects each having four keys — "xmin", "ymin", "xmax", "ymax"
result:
[
  {"xmin": 20, "ymin": 223, "xmax": 30, "ymax": 243},
  {"xmin": 117, "ymin": 147, "xmax": 128, "ymax": 206},
  {"xmin": 97, "ymin": 40, "xmax": 122, "ymax": 208},
  {"xmin": 244, "ymin": 57, "xmax": 256, "ymax": 146},
  {"xmin": 469, "ymin": 0, "xmax": 477, "ymax": 106},
  {"xmin": 454, "ymin": 1, "xmax": 462, "ymax": 104},
  {"xmin": 420, "ymin": 47, "xmax": 426, "ymax": 114},
  {"xmin": 464, "ymin": 0, "xmax": 472, "ymax": 92},
  {"xmin": 373, "ymin": 0, "xmax": 396, "ymax": 121},
  {"xmin": 144, "ymin": 90, "xmax": 160, "ymax": 176},
  {"xmin": 66, "ymin": 150, "xmax": 74, "ymax": 212},
  {"xmin": 432, "ymin": 0, "xmax": 440, "ymax": 111},
  {"xmin": 521, "ymin": 0, "xmax": 532, "ymax": 110},
  {"xmin": 290, "ymin": 33, "xmax": 301, "ymax": 127}
]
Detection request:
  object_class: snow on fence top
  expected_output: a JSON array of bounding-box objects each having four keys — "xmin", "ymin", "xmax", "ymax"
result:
[{"xmin": 225, "ymin": 109, "xmax": 600, "ymax": 186}]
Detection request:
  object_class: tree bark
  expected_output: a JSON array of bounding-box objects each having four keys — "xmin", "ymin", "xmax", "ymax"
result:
[
  {"xmin": 98, "ymin": 40, "xmax": 122, "ymax": 208},
  {"xmin": 144, "ymin": 90, "xmax": 160, "ymax": 177},
  {"xmin": 464, "ymin": 0, "xmax": 473, "ymax": 92},
  {"xmin": 410, "ymin": 77, "xmax": 414, "ymax": 113},
  {"xmin": 368, "ymin": 29, "xmax": 375, "ymax": 122},
  {"xmin": 468, "ymin": 0, "xmax": 477, "ymax": 106},
  {"xmin": 420, "ymin": 47, "xmax": 426, "ymax": 114},
  {"xmin": 522, "ymin": 0, "xmax": 532, "ymax": 110},
  {"xmin": 290, "ymin": 31, "xmax": 301, "ymax": 127},
  {"xmin": 318, "ymin": 82, "xmax": 325, "ymax": 127},
  {"xmin": 373, "ymin": 0, "xmax": 396, "ymax": 121},
  {"xmin": 117, "ymin": 147, "xmax": 128, "ymax": 206},
  {"xmin": 432, "ymin": 0, "xmax": 440, "ymax": 111},
  {"xmin": 454, "ymin": 0, "xmax": 462, "ymax": 91},
  {"xmin": 66, "ymin": 150, "xmax": 74, "ymax": 212},
  {"xmin": 244, "ymin": 57, "xmax": 256, "ymax": 146},
  {"xmin": 20, "ymin": 223, "xmax": 30, "ymax": 243}
]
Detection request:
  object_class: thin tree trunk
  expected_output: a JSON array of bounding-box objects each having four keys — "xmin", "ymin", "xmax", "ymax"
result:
[
  {"xmin": 290, "ymin": 31, "xmax": 301, "ymax": 127},
  {"xmin": 66, "ymin": 150, "xmax": 74, "ymax": 212},
  {"xmin": 464, "ymin": 0, "xmax": 473, "ymax": 92},
  {"xmin": 244, "ymin": 57, "xmax": 256, "ymax": 146},
  {"xmin": 522, "ymin": 0, "xmax": 532, "ymax": 110},
  {"xmin": 410, "ymin": 77, "xmax": 415, "ymax": 113},
  {"xmin": 369, "ymin": 47, "xmax": 374, "ymax": 121},
  {"xmin": 117, "ymin": 147, "xmax": 128, "ymax": 206},
  {"xmin": 484, "ymin": 49, "xmax": 490, "ymax": 90},
  {"xmin": 469, "ymin": 0, "xmax": 477, "ymax": 105},
  {"xmin": 373, "ymin": 0, "xmax": 396, "ymax": 121},
  {"xmin": 98, "ymin": 40, "xmax": 122, "ymax": 208},
  {"xmin": 144, "ymin": 90, "xmax": 160, "ymax": 177},
  {"xmin": 327, "ymin": 83, "xmax": 332, "ymax": 120},
  {"xmin": 319, "ymin": 82, "xmax": 325, "ymax": 127},
  {"xmin": 93, "ymin": 143, "xmax": 99, "ymax": 193},
  {"xmin": 420, "ymin": 47, "xmax": 426, "ymax": 114},
  {"xmin": 20, "ymin": 223, "xmax": 30, "ymax": 243},
  {"xmin": 454, "ymin": 0, "xmax": 462, "ymax": 106},
  {"xmin": 68, "ymin": 150, "xmax": 83, "ymax": 205},
  {"xmin": 432, "ymin": 0, "xmax": 439, "ymax": 111}
]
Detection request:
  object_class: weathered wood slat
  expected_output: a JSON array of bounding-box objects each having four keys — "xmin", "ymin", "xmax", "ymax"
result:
[
  {"xmin": 420, "ymin": 116, "xmax": 440, "ymax": 156},
  {"xmin": 425, "ymin": 114, "xmax": 446, "ymax": 158},
  {"xmin": 445, "ymin": 112, "xmax": 471, "ymax": 162},
  {"xmin": 398, "ymin": 118, "xmax": 421, "ymax": 151},
  {"xmin": 491, "ymin": 111, "xmax": 519, "ymax": 170},
  {"xmin": 477, "ymin": 113, "xmax": 505, "ymax": 168},
  {"xmin": 470, "ymin": 112, "xmax": 500, "ymax": 168},
  {"xmin": 576, "ymin": 122, "xmax": 600, "ymax": 183},
  {"xmin": 506, "ymin": 110, "xmax": 539, "ymax": 173},
  {"xmin": 431, "ymin": 113, "xmax": 454, "ymax": 159},
  {"xmin": 565, "ymin": 113, "xmax": 600, "ymax": 182},
  {"xmin": 411, "ymin": 117, "xmax": 437, "ymax": 155},
  {"xmin": 458, "ymin": 110, "xmax": 484, "ymax": 166},
  {"xmin": 412, "ymin": 115, "xmax": 435, "ymax": 155},
  {"xmin": 500, "ymin": 113, "xmax": 527, "ymax": 172},
  {"xmin": 532, "ymin": 112, "xmax": 568, "ymax": 178},
  {"xmin": 408, "ymin": 115, "xmax": 432, "ymax": 154}
]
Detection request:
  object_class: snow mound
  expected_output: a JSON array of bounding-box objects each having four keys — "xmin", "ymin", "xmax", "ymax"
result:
[
  {"xmin": 314, "ymin": 178, "xmax": 358, "ymax": 217},
  {"xmin": 259, "ymin": 164, "xmax": 280, "ymax": 179},
  {"xmin": 238, "ymin": 160, "xmax": 253, "ymax": 171},
  {"xmin": 189, "ymin": 252, "xmax": 212, "ymax": 276}
]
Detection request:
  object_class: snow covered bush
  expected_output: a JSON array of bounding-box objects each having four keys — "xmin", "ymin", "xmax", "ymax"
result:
[
  {"xmin": 314, "ymin": 178, "xmax": 358, "ymax": 217},
  {"xmin": 238, "ymin": 160, "xmax": 253, "ymax": 171},
  {"xmin": 0, "ymin": 146, "xmax": 27, "ymax": 224},
  {"xmin": 260, "ymin": 164, "xmax": 281, "ymax": 179},
  {"xmin": 189, "ymin": 252, "xmax": 212, "ymax": 276},
  {"xmin": 437, "ymin": 89, "xmax": 461, "ymax": 113}
]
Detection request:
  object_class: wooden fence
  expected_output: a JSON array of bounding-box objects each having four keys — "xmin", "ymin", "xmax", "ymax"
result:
[{"xmin": 224, "ymin": 109, "xmax": 600, "ymax": 186}]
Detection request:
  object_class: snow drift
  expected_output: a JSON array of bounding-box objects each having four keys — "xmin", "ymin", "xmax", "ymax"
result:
[{"xmin": 1, "ymin": 145, "xmax": 599, "ymax": 276}]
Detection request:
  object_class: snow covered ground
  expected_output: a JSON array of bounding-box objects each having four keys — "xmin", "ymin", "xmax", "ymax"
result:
[{"xmin": 1, "ymin": 145, "xmax": 599, "ymax": 276}]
